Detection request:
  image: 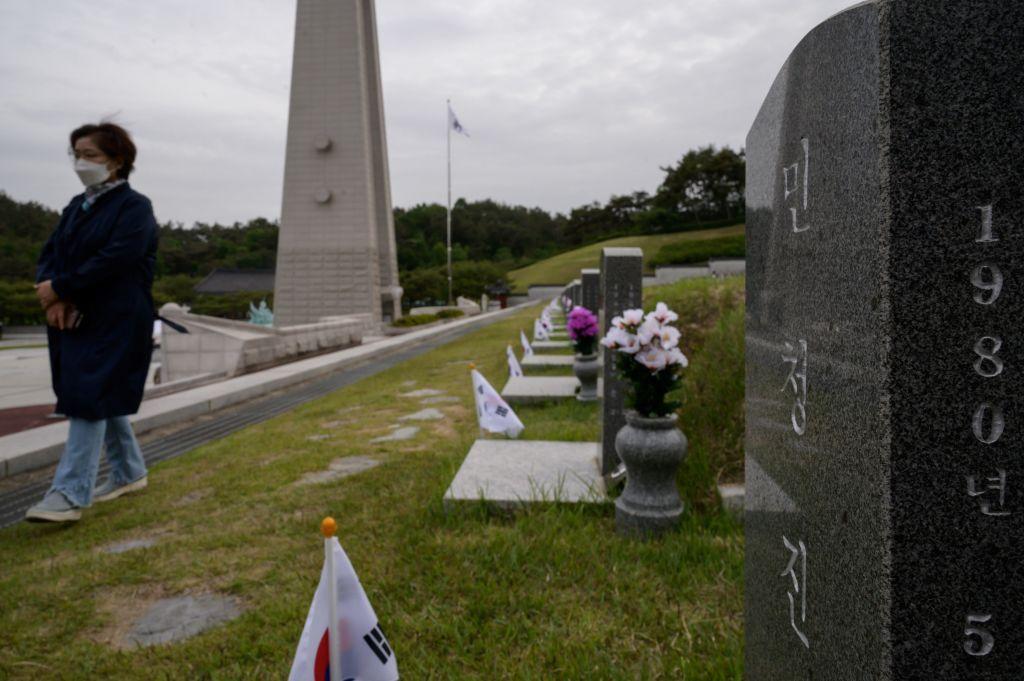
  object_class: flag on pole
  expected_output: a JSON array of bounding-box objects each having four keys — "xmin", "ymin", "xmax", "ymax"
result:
[
  {"xmin": 289, "ymin": 520, "xmax": 399, "ymax": 681},
  {"xmin": 472, "ymin": 369, "xmax": 524, "ymax": 438},
  {"xmin": 506, "ymin": 345, "xmax": 523, "ymax": 378},
  {"xmin": 448, "ymin": 103, "xmax": 470, "ymax": 137},
  {"xmin": 520, "ymin": 330, "xmax": 534, "ymax": 356}
]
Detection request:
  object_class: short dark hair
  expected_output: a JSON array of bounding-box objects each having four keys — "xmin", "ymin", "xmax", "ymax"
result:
[{"xmin": 70, "ymin": 122, "xmax": 137, "ymax": 179}]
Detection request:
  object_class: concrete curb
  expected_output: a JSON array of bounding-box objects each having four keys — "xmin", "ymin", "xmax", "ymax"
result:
[{"xmin": 0, "ymin": 302, "xmax": 537, "ymax": 478}]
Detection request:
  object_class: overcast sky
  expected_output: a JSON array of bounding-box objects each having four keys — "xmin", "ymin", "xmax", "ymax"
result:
[{"xmin": 0, "ymin": 0, "xmax": 856, "ymax": 226}]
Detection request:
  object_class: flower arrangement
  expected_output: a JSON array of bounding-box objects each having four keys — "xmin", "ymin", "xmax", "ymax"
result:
[
  {"xmin": 566, "ymin": 306, "xmax": 600, "ymax": 355},
  {"xmin": 600, "ymin": 302, "xmax": 688, "ymax": 417}
]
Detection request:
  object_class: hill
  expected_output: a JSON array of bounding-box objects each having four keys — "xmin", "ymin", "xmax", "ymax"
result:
[{"xmin": 506, "ymin": 223, "xmax": 745, "ymax": 293}]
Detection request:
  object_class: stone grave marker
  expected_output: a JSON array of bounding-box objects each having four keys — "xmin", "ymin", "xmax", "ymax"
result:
[
  {"xmin": 744, "ymin": 1, "xmax": 1024, "ymax": 677},
  {"xmin": 599, "ymin": 247, "xmax": 642, "ymax": 476},
  {"xmin": 580, "ymin": 269, "xmax": 600, "ymax": 314}
]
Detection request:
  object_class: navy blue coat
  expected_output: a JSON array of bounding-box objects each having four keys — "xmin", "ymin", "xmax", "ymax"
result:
[{"xmin": 37, "ymin": 183, "xmax": 158, "ymax": 420}]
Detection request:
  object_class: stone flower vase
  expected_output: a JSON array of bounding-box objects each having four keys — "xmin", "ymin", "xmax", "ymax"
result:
[
  {"xmin": 573, "ymin": 352, "xmax": 600, "ymax": 402},
  {"xmin": 614, "ymin": 410, "xmax": 686, "ymax": 538}
]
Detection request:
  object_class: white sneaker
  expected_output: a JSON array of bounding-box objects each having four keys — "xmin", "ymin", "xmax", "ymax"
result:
[
  {"xmin": 94, "ymin": 475, "xmax": 148, "ymax": 503},
  {"xmin": 25, "ymin": 491, "xmax": 81, "ymax": 523}
]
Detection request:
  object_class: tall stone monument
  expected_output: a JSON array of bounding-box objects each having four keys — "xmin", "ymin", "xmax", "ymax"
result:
[
  {"xmin": 580, "ymin": 268, "xmax": 600, "ymax": 315},
  {"xmin": 274, "ymin": 0, "xmax": 402, "ymax": 327},
  {"xmin": 745, "ymin": 1, "xmax": 1023, "ymax": 678}
]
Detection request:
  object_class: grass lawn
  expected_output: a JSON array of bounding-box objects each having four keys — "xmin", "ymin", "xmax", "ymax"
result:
[
  {"xmin": 0, "ymin": 343, "xmax": 47, "ymax": 351},
  {"xmin": 0, "ymin": 295, "xmax": 743, "ymax": 680},
  {"xmin": 506, "ymin": 225, "xmax": 745, "ymax": 293}
]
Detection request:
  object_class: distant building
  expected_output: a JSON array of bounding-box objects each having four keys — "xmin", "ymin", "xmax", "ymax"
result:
[{"xmin": 194, "ymin": 269, "xmax": 276, "ymax": 295}]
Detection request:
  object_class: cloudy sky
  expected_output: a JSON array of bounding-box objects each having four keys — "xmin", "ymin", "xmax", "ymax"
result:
[{"xmin": 0, "ymin": 0, "xmax": 855, "ymax": 226}]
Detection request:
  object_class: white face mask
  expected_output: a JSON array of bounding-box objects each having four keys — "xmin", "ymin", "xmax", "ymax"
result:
[{"xmin": 73, "ymin": 158, "xmax": 113, "ymax": 187}]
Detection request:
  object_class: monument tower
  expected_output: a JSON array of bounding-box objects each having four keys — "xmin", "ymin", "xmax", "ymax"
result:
[{"xmin": 273, "ymin": 0, "xmax": 402, "ymax": 327}]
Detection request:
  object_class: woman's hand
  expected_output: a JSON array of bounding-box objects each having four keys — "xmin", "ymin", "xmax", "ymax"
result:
[
  {"xmin": 35, "ymin": 280, "xmax": 58, "ymax": 309},
  {"xmin": 46, "ymin": 301, "xmax": 70, "ymax": 330}
]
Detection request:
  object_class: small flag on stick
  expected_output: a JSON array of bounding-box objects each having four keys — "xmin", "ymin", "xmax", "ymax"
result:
[
  {"xmin": 506, "ymin": 345, "xmax": 523, "ymax": 378},
  {"xmin": 520, "ymin": 330, "xmax": 534, "ymax": 357},
  {"xmin": 288, "ymin": 518, "xmax": 399, "ymax": 681},
  {"xmin": 533, "ymin": 319, "xmax": 550, "ymax": 342},
  {"xmin": 472, "ymin": 369, "xmax": 524, "ymax": 438}
]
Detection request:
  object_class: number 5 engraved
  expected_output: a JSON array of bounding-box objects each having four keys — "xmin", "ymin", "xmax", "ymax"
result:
[{"xmin": 963, "ymin": 614, "xmax": 994, "ymax": 656}]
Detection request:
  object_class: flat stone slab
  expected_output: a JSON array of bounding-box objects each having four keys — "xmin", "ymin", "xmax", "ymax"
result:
[
  {"xmin": 371, "ymin": 426, "xmax": 419, "ymax": 443},
  {"xmin": 444, "ymin": 439, "xmax": 607, "ymax": 508},
  {"xmin": 398, "ymin": 389, "xmax": 445, "ymax": 398},
  {"xmin": 399, "ymin": 408, "xmax": 445, "ymax": 421},
  {"xmin": 420, "ymin": 396, "xmax": 460, "ymax": 405},
  {"xmin": 101, "ymin": 538, "xmax": 157, "ymax": 554},
  {"xmin": 501, "ymin": 376, "xmax": 602, "ymax": 404},
  {"xmin": 531, "ymin": 340, "xmax": 571, "ymax": 350},
  {"xmin": 521, "ymin": 354, "xmax": 575, "ymax": 368},
  {"xmin": 306, "ymin": 434, "xmax": 330, "ymax": 442},
  {"xmin": 295, "ymin": 456, "xmax": 381, "ymax": 486},
  {"xmin": 126, "ymin": 595, "xmax": 242, "ymax": 648}
]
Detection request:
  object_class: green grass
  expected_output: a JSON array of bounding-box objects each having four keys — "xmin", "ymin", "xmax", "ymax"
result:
[
  {"xmin": 648, "ymin": 235, "xmax": 745, "ymax": 269},
  {"xmin": 0, "ymin": 304, "xmax": 743, "ymax": 680},
  {"xmin": 0, "ymin": 343, "xmax": 47, "ymax": 351},
  {"xmin": 506, "ymin": 225, "xmax": 744, "ymax": 293}
]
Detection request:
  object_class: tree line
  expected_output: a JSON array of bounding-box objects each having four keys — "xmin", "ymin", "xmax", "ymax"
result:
[{"xmin": 0, "ymin": 144, "xmax": 744, "ymax": 323}]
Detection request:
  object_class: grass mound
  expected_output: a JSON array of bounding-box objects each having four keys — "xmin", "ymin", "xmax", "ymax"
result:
[
  {"xmin": 649, "ymin": 235, "xmax": 745, "ymax": 268},
  {"xmin": 506, "ymin": 224, "xmax": 744, "ymax": 293}
]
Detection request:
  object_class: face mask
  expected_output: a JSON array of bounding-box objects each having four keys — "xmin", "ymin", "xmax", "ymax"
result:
[{"xmin": 73, "ymin": 158, "xmax": 112, "ymax": 187}]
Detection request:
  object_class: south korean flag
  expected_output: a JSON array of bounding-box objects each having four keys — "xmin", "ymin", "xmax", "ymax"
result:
[
  {"xmin": 520, "ymin": 330, "xmax": 534, "ymax": 357},
  {"xmin": 506, "ymin": 345, "xmax": 524, "ymax": 378},
  {"xmin": 288, "ymin": 536, "xmax": 398, "ymax": 681},
  {"xmin": 472, "ymin": 369, "xmax": 525, "ymax": 438},
  {"xmin": 533, "ymin": 319, "xmax": 550, "ymax": 342}
]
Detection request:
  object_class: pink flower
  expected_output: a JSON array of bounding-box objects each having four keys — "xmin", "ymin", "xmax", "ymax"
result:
[
  {"xmin": 621, "ymin": 308, "xmax": 645, "ymax": 326},
  {"xmin": 656, "ymin": 324, "xmax": 681, "ymax": 350},
  {"xmin": 636, "ymin": 347, "xmax": 670, "ymax": 371},
  {"xmin": 646, "ymin": 302, "xmax": 679, "ymax": 325},
  {"xmin": 636, "ymin": 317, "xmax": 662, "ymax": 345},
  {"xmin": 666, "ymin": 347, "xmax": 688, "ymax": 368}
]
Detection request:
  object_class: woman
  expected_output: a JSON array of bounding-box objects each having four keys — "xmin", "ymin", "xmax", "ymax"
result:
[{"xmin": 25, "ymin": 122, "xmax": 158, "ymax": 523}]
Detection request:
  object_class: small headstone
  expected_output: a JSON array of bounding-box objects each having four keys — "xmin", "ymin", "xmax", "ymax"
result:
[
  {"xmin": 399, "ymin": 388, "xmax": 445, "ymax": 398},
  {"xmin": 745, "ymin": 2, "xmax": 1024, "ymax": 675},
  {"xmin": 599, "ymin": 247, "xmax": 643, "ymax": 476},
  {"xmin": 580, "ymin": 268, "xmax": 600, "ymax": 314},
  {"xmin": 420, "ymin": 396, "xmax": 460, "ymax": 405},
  {"xmin": 371, "ymin": 426, "xmax": 419, "ymax": 443},
  {"xmin": 101, "ymin": 538, "xmax": 157, "ymax": 555},
  {"xmin": 399, "ymin": 408, "xmax": 445, "ymax": 421},
  {"xmin": 126, "ymin": 595, "xmax": 242, "ymax": 648},
  {"xmin": 295, "ymin": 456, "xmax": 381, "ymax": 486}
]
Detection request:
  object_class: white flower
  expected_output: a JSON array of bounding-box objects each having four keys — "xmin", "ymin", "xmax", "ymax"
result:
[
  {"xmin": 610, "ymin": 315, "xmax": 625, "ymax": 330},
  {"xmin": 656, "ymin": 324, "xmax": 681, "ymax": 350},
  {"xmin": 636, "ymin": 317, "xmax": 662, "ymax": 345},
  {"xmin": 666, "ymin": 347, "xmax": 689, "ymax": 368},
  {"xmin": 621, "ymin": 308, "xmax": 645, "ymax": 326},
  {"xmin": 636, "ymin": 347, "xmax": 670, "ymax": 371},
  {"xmin": 617, "ymin": 333, "xmax": 641, "ymax": 354},
  {"xmin": 646, "ymin": 302, "xmax": 679, "ymax": 325}
]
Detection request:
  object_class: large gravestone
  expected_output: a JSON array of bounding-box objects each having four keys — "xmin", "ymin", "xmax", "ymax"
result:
[
  {"xmin": 274, "ymin": 0, "xmax": 402, "ymax": 327},
  {"xmin": 599, "ymin": 248, "xmax": 643, "ymax": 476},
  {"xmin": 745, "ymin": 2, "xmax": 1024, "ymax": 678},
  {"xmin": 580, "ymin": 269, "xmax": 600, "ymax": 315}
]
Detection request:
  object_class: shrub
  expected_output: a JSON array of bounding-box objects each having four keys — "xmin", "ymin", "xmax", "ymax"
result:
[
  {"xmin": 649, "ymin": 234, "xmax": 745, "ymax": 268},
  {"xmin": 436, "ymin": 309, "xmax": 464, "ymax": 319},
  {"xmin": 392, "ymin": 313, "xmax": 439, "ymax": 327},
  {"xmin": 0, "ymin": 280, "xmax": 45, "ymax": 325}
]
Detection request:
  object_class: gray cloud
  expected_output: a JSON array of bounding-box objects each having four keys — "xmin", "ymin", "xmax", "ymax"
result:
[{"xmin": 0, "ymin": 0, "xmax": 855, "ymax": 225}]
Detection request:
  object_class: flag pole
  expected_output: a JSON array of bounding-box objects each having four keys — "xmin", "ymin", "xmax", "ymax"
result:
[
  {"xmin": 321, "ymin": 517, "xmax": 342, "ymax": 681},
  {"xmin": 446, "ymin": 98, "xmax": 453, "ymax": 306}
]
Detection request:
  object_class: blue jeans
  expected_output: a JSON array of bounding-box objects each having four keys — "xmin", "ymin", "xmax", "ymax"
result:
[{"xmin": 50, "ymin": 416, "xmax": 148, "ymax": 508}]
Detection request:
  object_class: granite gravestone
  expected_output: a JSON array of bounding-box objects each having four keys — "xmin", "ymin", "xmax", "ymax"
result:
[
  {"xmin": 581, "ymin": 269, "xmax": 600, "ymax": 315},
  {"xmin": 570, "ymin": 280, "xmax": 582, "ymax": 308},
  {"xmin": 745, "ymin": 2, "xmax": 1024, "ymax": 678},
  {"xmin": 599, "ymin": 248, "xmax": 643, "ymax": 477}
]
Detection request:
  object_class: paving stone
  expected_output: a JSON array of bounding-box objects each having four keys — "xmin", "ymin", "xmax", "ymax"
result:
[
  {"xmin": 126, "ymin": 595, "xmax": 242, "ymax": 648},
  {"xmin": 399, "ymin": 408, "xmax": 445, "ymax": 421},
  {"xmin": 398, "ymin": 389, "xmax": 445, "ymax": 398},
  {"xmin": 400, "ymin": 380, "xmax": 417, "ymax": 387},
  {"xmin": 101, "ymin": 538, "xmax": 157, "ymax": 554},
  {"xmin": 371, "ymin": 426, "xmax": 419, "ymax": 442},
  {"xmin": 295, "ymin": 456, "xmax": 381, "ymax": 486},
  {"xmin": 521, "ymin": 354, "xmax": 575, "ymax": 368},
  {"xmin": 444, "ymin": 440, "xmax": 607, "ymax": 508},
  {"xmin": 532, "ymin": 340, "xmax": 571, "ymax": 350},
  {"xmin": 306, "ymin": 434, "xmax": 330, "ymax": 442},
  {"xmin": 319, "ymin": 420, "xmax": 350, "ymax": 429},
  {"xmin": 501, "ymin": 376, "xmax": 603, "ymax": 404},
  {"xmin": 420, "ymin": 396, "xmax": 460, "ymax": 404}
]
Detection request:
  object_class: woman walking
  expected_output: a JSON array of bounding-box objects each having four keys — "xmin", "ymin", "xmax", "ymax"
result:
[{"xmin": 25, "ymin": 122, "xmax": 158, "ymax": 523}]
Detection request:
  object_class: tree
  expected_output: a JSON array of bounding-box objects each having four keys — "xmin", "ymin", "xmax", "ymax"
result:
[{"xmin": 652, "ymin": 145, "xmax": 745, "ymax": 226}]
